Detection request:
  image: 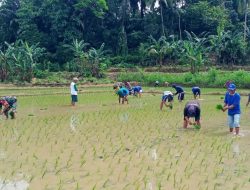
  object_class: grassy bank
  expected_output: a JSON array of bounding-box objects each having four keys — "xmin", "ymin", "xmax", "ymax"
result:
[
  {"xmin": 2, "ymin": 69, "xmax": 250, "ymax": 89},
  {"xmin": 117, "ymin": 69, "xmax": 250, "ymax": 88}
]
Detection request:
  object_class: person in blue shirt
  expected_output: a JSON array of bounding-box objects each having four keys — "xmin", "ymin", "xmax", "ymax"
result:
[
  {"xmin": 222, "ymin": 83, "xmax": 241, "ymax": 135},
  {"xmin": 113, "ymin": 85, "xmax": 129, "ymax": 104},
  {"xmin": 132, "ymin": 86, "xmax": 143, "ymax": 98},
  {"xmin": 192, "ymin": 86, "xmax": 201, "ymax": 99},
  {"xmin": 172, "ymin": 85, "xmax": 185, "ymax": 102}
]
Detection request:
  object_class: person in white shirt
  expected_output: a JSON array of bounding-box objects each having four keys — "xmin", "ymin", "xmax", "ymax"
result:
[
  {"xmin": 70, "ymin": 77, "xmax": 78, "ymax": 106},
  {"xmin": 160, "ymin": 91, "xmax": 174, "ymax": 110}
]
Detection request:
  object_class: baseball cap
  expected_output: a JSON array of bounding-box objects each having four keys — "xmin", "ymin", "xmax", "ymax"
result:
[{"xmin": 228, "ymin": 83, "xmax": 236, "ymax": 90}]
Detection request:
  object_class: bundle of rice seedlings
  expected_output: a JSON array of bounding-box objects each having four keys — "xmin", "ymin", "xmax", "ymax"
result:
[
  {"xmin": 216, "ymin": 104, "xmax": 223, "ymax": 110},
  {"xmin": 194, "ymin": 125, "xmax": 201, "ymax": 130}
]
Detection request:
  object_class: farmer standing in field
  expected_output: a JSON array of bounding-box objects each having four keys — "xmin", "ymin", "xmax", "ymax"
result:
[
  {"xmin": 0, "ymin": 96, "xmax": 17, "ymax": 119},
  {"xmin": 160, "ymin": 91, "xmax": 174, "ymax": 110},
  {"xmin": 222, "ymin": 83, "xmax": 241, "ymax": 135},
  {"xmin": 183, "ymin": 100, "xmax": 201, "ymax": 129},
  {"xmin": 70, "ymin": 77, "xmax": 78, "ymax": 106},
  {"xmin": 192, "ymin": 86, "xmax": 201, "ymax": 99},
  {"xmin": 172, "ymin": 84, "xmax": 185, "ymax": 102}
]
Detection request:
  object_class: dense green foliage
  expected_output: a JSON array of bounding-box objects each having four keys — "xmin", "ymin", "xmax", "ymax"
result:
[{"xmin": 0, "ymin": 0, "xmax": 250, "ymax": 81}]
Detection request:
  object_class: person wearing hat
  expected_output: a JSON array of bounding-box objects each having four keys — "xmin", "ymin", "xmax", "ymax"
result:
[
  {"xmin": 160, "ymin": 91, "xmax": 174, "ymax": 110},
  {"xmin": 192, "ymin": 86, "xmax": 201, "ymax": 99},
  {"xmin": 172, "ymin": 84, "xmax": 185, "ymax": 102},
  {"xmin": 183, "ymin": 100, "xmax": 201, "ymax": 128},
  {"xmin": 222, "ymin": 83, "xmax": 241, "ymax": 135},
  {"xmin": 70, "ymin": 77, "xmax": 79, "ymax": 106}
]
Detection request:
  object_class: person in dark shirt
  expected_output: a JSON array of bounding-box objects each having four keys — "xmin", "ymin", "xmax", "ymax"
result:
[
  {"xmin": 183, "ymin": 100, "xmax": 201, "ymax": 128},
  {"xmin": 192, "ymin": 86, "xmax": 201, "ymax": 99},
  {"xmin": 172, "ymin": 85, "xmax": 185, "ymax": 102}
]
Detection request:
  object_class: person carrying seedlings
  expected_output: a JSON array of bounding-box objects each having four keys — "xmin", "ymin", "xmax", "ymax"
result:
[
  {"xmin": 192, "ymin": 86, "xmax": 201, "ymax": 99},
  {"xmin": 160, "ymin": 91, "xmax": 174, "ymax": 110},
  {"xmin": 113, "ymin": 85, "xmax": 129, "ymax": 104},
  {"xmin": 222, "ymin": 83, "xmax": 241, "ymax": 135},
  {"xmin": 183, "ymin": 100, "xmax": 201, "ymax": 129},
  {"xmin": 172, "ymin": 84, "xmax": 185, "ymax": 102},
  {"xmin": 132, "ymin": 85, "xmax": 143, "ymax": 98},
  {"xmin": 0, "ymin": 96, "xmax": 17, "ymax": 119},
  {"xmin": 70, "ymin": 77, "xmax": 79, "ymax": 106}
]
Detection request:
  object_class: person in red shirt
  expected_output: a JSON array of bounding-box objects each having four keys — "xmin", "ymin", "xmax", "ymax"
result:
[
  {"xmin": 0, "ymin": 98, "xmax": 10, "ymax": 119},
  {"xmin": 0, "ymin": 96, "xmax": 17, "ymax": 119}
]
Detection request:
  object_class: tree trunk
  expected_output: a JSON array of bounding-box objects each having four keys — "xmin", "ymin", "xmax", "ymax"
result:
[
  {"xmin": 177, "ymin": 11, "xmax": 182, "ymax": 40},
  {"xmin": 160, "ymin": 2, "xmax": 165, "ymax": 37},
  {"xmin": 244, "ymin": 3, "xmax": 248, "ymax": 42}
]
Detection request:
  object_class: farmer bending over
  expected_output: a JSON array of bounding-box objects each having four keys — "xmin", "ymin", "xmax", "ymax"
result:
[
  {"xmin": 183, "ymin": 100, "xmax": 201, "ymax": 128},
  {"xmin": 132, "ymin": 85, "xmax": 143, "ymax": 98},
  {"xmin": 0, "ymin": 96, "xmax": 17, "ymax": 119},
  {"xmin": 160, "ymin": 91, "xmax": 174, "ymax": 110},
  {"xmin": 172, "ymin": 84, "xmax": 185, "ymax": 102},
  {"xmin": 124, "ymin": 81, "xmax": 132, "ymax": 95},
  {"xmin": 192, "ymin": 86, "xmax": 201, "ymax": 99},
  {"xmin": 114, "ymin": 85, "xmax": 129, "ymax": 104}
]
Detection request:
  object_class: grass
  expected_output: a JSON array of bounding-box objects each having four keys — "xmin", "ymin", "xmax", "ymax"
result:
[{"xmin": 0, "ymin": 87, "xmax": 249, "ymax": 189}]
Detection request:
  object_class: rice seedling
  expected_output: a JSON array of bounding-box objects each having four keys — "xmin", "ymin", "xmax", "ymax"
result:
[{"xmin": 216, "ymin": 104, "xmax": 223, "ymax": 111}]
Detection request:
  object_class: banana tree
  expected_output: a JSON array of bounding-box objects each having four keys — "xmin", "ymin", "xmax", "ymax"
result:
[
  {"xmin": 64, "ymin": 39, "xmax": 89, "ymax": 73},
  {"xmin": 0, "ymin": 50, "xmax": 10, "ymax": 81},
  {"xmin": 182, "ymin": 31, "xmax": 208, "ymax": 73},
  {"xmin": 88, "ymin": 43, "xmax": 107, "ymax": 78},
  {"xmin": 148, "ymin": 35, "xmax": 173, "ymax": 67},
  {"xmin": 3, "ymin": 40, "xmax": 44, "ymax": 82}
]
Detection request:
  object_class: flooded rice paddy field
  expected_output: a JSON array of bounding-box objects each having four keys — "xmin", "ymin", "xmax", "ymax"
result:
[{"xmin": 0, "ymin": 87, "xmax": 250, "ymax": 190}]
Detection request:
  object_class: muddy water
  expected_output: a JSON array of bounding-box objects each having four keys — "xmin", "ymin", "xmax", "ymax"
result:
[{"xmin": 0, "ymin": 91, "xmax": 250, "ymax": 190}]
